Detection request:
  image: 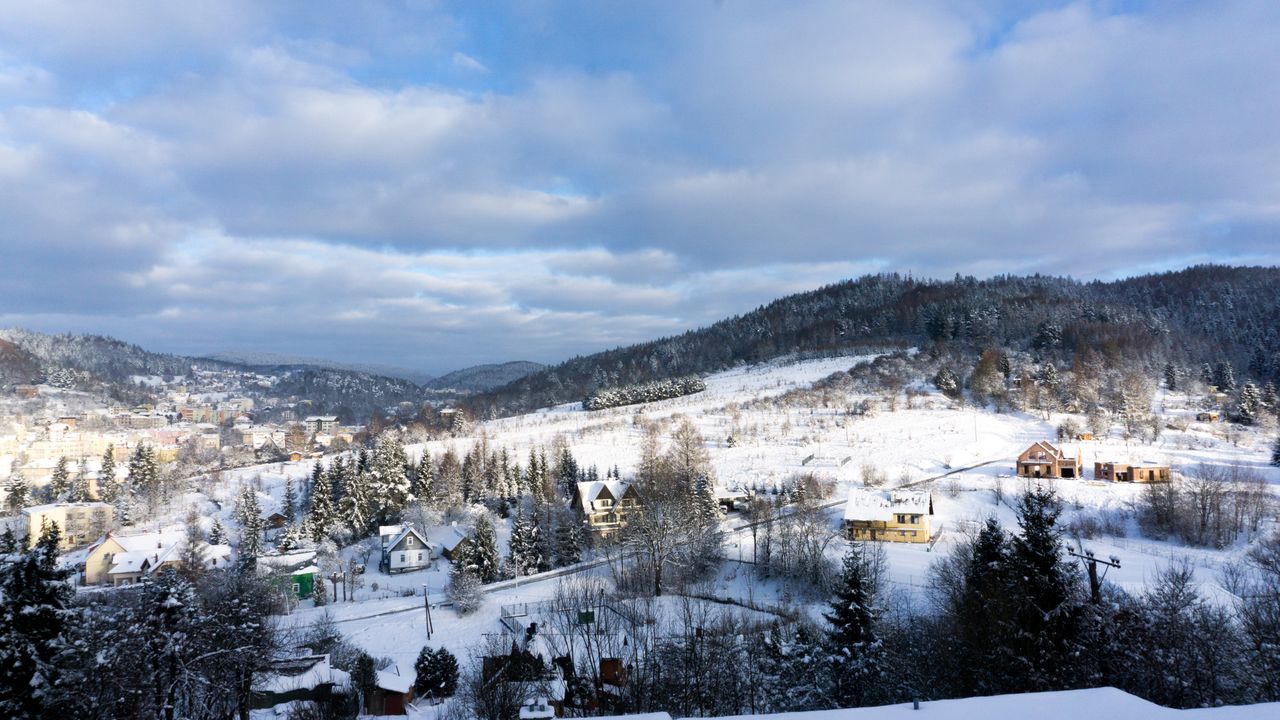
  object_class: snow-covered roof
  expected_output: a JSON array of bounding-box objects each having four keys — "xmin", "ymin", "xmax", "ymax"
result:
[
  {"xmin": 576, "ymin": 479, "xmax": 631, "ymax": 513},
  {"xmin": 257, "ymin": 550, "xmax": 317, "ymax": 570},
  {"xmin": 252, "ymin": 654, "xmax": 350, "ymax": 695},
  {"xmin": 375, "ymin": 664, "xmax": 415, "ymax": 694},
  {"xmin": 106, "ymin": 536, "xmax": 231, "ymax": 576},
  {"xmin": 843, "ymin": 488, "xmax": 931, "ymax": 522},
  {"xmin": 385, "ymin": 525, "xmax": 434, "ymax": 553},
  {"xmin": 424, "ymin": 525, "xmax": 469, "ymax": 552},
  {"xmin": 21, "ymin": 501, "xmax": 112, "ymax": 514}
]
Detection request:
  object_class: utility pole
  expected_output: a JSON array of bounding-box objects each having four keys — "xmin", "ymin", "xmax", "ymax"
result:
[
  {"xmin": 1068, "ymin": 549, "xmax": 1121, "ymax": 604},
  {"xmin": 423, "ymin": 584, "xmax": 434, "ymax": 640}
]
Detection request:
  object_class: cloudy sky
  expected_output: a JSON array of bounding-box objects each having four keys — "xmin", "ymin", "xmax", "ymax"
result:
[{"xmin": 1, "ymin": 1, "xmax": 1277, "ymax": 374}]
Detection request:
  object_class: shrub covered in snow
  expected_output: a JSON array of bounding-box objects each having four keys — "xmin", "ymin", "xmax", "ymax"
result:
[{"xmin": 583, "ymin": 376, "xmax": 706, "ymax": 411}]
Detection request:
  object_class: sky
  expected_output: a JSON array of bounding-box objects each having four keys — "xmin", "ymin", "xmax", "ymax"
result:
[{"xmin": 0, "ymin": 1, "xmax": 1277, "ymax": 375}]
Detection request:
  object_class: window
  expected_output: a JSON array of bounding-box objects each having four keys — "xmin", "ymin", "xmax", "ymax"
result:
[
  {"xmin": 407, "ymin": 537, "xmax": 414, "ymax": 547},
  {"xmin": 399, "ymin": 553, "xmax": 406, "ymax": 562},
  {"xmin": 292, "ymin": 583, "xmax": 300, "ymax": 594},
  {"xmin": 417, "ymin": 552, "xmax": 423, "ymax": 562}
]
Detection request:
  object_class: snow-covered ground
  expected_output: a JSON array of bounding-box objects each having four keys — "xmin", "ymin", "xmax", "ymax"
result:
[{"xmin": 99, "ymin": 351, "xmax": 1279, "ymax": 698}]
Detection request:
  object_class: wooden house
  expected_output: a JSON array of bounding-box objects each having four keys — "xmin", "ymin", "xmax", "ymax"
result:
[
  {"xmin": 251, "ymin": 653, "xmax": 350, "ymax": 709},
  {"xmin": 574, "ymin": 480, "xmax": 641, "ymax": 536},
  {"xmin": 366, "ymin": 665, "xmax": 415, "ymax": 716},
  {"xmin": 1094, "ymin": 460, "xmax": 1170, "ymax": 483},
  {"xmin": 1016, "ymin": 441, "xmax": 1081, "ymax": 479},
  {"xmin": 842, "ymin": 489, "xmax": 933, "ymax": 543}
]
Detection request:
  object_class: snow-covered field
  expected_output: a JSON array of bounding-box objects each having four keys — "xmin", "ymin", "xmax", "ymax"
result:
[{"xmin": 114, "ymin": 351, "xmax": 1279, "ymax": 700}]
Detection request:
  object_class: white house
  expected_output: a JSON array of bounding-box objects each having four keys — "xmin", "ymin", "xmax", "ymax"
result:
[{"xmin": 379, "ymin": 525, "xmax": 438, "ymax": 574}]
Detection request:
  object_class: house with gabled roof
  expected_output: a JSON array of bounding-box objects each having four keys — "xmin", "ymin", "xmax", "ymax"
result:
[
  {"xmin": 379, "ymin": 525, "xmax": 438, "ymax": 574},
  {"xmin": 575, "ymin": 480, "xmax": 641, "ymax": 536},
  {"xmin": 842, "ymin": 488, "xmax": 933, "ymax": 543},
  {"xmin": 1016, "ymin": 441, "xmax": 1080, "ymax": 479},
  {"xmin": 84, "ymin": 528, "xmax": 232, "ymax": 585}
]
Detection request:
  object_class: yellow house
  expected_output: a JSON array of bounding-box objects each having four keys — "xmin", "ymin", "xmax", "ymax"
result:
[
  {"xmin": 21, "ymin": 502, "xmax": 114, "ymax": 549},
  {"xmin": 575, "ymin": 480, "xmax": 641, "ymax": 536},
  {"xmin": 843, "ymin": 488, "xmax": 933, "ymax": 543},
  {"xmin": 84, "ymin": 529, "xmax": 232, "ymax": 585}
]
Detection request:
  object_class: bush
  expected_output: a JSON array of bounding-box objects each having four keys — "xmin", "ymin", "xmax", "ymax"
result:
[{"xmin": 447, "ymin": 569, "xmax": 484, "ymax": 615}]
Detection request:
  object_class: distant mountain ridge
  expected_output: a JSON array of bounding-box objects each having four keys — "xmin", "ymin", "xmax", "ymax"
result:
[
  {"xmin": 424, "ymin": 361, "xmax": 545, "ymax": 392},
  {"xmin": 204, "ymin": 351, "xmax": 437, "ymax": 385},
  {"xmin": 463, "ymin": 265, "xmax": 1280, "ymax": 418}
]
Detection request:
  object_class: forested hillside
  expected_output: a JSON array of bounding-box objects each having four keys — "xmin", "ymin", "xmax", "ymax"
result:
[{"xmin": 466, "ymin": 266, "xmax": 1280, "ymax": 417}]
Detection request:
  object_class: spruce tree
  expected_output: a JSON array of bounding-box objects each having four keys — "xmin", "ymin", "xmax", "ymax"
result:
[
  {"xmin": 413, "ymin": 646, "xmax": 459, "ymax": 700},
  {"xmin": 1006, "ymin": 487, "xmax": 1077, "ymax": 691},
  {"xmin": 556, "ymin": 447, "xmax": 580, "ymax": 500},
  {"xmin": 67, "ymin": 460, "xmax": 92, "ymax": 503},
  {"xmin": 367, "ymin": 435, "xmax": 411, "ymax": 524},
  {"xmin": 1270, "ymin": 436, "xmax": 1280, "ymax": 467},
  {"xmin": 208, "ymin": 517, "xmax": 227, "ymax": 546},
  {"xmin": 5, "ymin": 469, "xmax": 31, "ymax": 513},
  {"xmin": 235, "ymin": 487, "xmax": 264, "ymax": 567},
  {"xmin": 1214, "ymin": 361, "xmax": 1237, "ymax": 392},
  {"xmin": 49, "ymin": 456, "xmax": 70, "ymax": 501},
  {"xmin": 457, "ymin": 516, "xmax": 500, "ymax": 583},
  {"xmin": 307, "ymin": 465, "xmax": 337, "ymax": 541},
  {"xmin": 283, "ymin": 477, "xmax": 298, "ymax": 524},
  {"xmin": 508, "ymin": 507, "xmax": 543, "ymax": 576},
  {"xmin": 0, "ymin": 520, "xmax": 73, "ymax": 720},
  {"xmin": 1238, "ymin": 382, "xmax": 1261, "ymax": 424},
  {"xmin": 552, "ymin": 508, "xmax": 583, "ymax": 567},
  {"xmin": 1163, "ymin": 362, "xmax": 1178, "ymax": 391},
  {"xmin": 97, "ymin": 448, "xmax": 119, "ymax": 506},
  {"xmin": 824, "ymin": 543, "xmax": 884, "ymax": 707}
]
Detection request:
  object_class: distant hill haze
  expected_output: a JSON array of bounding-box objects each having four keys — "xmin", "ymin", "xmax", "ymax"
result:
[
  {"xmin": 463, "ymin": 265, "xmax": 1280, "ymax": 418},
  {"xmin": 424, "ymin": 361, "xmax": 545, "ymax": 392}
]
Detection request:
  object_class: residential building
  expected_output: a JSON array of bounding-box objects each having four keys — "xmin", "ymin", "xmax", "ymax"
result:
[
  {"xmin": 21, "ymin": 502, "xmax": 113, "ymax": 549},
  {"xmin": 1094, "ymin": 460, "xmax": 1171, "ymax": 483},
  {"xmin": 842, "ymin": 488, "xmax": 933, "ymax": 543},
  {"xmin": 251, "ymin": 654, "xmax": 350, "ymax": 710},
  {"xmin": 84, "ymin": 529, "xmax": 232, "ymax": 586},
  {"xmin": 303, "ymin": 416, "xmax": 340, "ymax": 434},
  {"xmin": 379, "ymin": 525, "xmax": 439, "ymax": 573},
  {"xmin": 1016, "ymin": 441, "xmax": 1081, "ymax": 479},
  {"xmin": 575, "ymin": 480, "xmax": 641, "ymax": 536}
]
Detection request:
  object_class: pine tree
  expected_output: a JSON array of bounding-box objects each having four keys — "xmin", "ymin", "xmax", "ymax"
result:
[
  {"xmin": 1214, "ymin": 361, "xmax": 1237, "ymax": 392},
  {"xmin": 0, "ymin": 520, "xmax": 73, "ymax": 720},
  {"xmin": 128, "ymin": 444, "xmax": 160, "ymax": 510},
  {"xmin": 49, "ymin": 456, "xmax": 70, "ymax": 501},
  {"xmin": 508, "ymin": 507, "xmax": 543, "ymax": 576},
  {"xmin": 824, "ymin": 543, "xmax": 883, "ymax": 707},
  {"xmin": 208, "ymin": 517, "xmax": 227, "ymax": 546},
  {"xmin": 367, "ymin": 435, "xmax": 411, "ymax": 524},
  {"xmin": 283, "ymin": 477, "xmax": 297, "ymax": 524},
  {"xmin": 235, "ymin": 487, "xmax": 264, "ymax": 567},
  {"xmin": 307, "ymin": 465, "xmax": 337, "ymax": 541},
  {"xmin": 556, "ymin": 447, "xmax": 580, "ymax": 500},
  {"xmin": 1006, "ymin": 487, "xmax": 1077, "ymax": 691},
  {"xmin": 177, "ymin": 509, "xmax": 208, "ymax": 583},
  {"xmin": 99, "ymin": 445, "xmax": 116, "ymax": 491},
  {"xmin": 413, "ymin": 646, "xmax": 460, "ymax": 700},
  {"xmin": 1238, "ymin": 382, "xmax": 1261, "ymax": 425},
  {"xmin": 5, "ymin": 469, "xmax": 31, "ymax": 513},
  {"xmin": 552, "ymin": 507, "xmax": 583, "ymax": 567},
  {"xmin": 67, "ymin": 459, "xmax": 92, "ymax": 503},
  {"xmin": 97, "ymin": 452, "xmax": 119, "ymax": 505},
  {"xmin": 456, "ymin": 516, "xmax": 500, "ymax": 583},
  {"xmin": 692, "ymin": 473, "xmax": 723, "ymax": 525}
]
